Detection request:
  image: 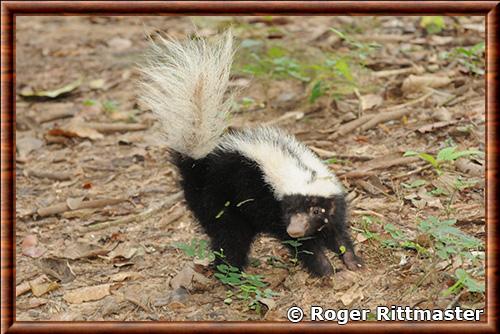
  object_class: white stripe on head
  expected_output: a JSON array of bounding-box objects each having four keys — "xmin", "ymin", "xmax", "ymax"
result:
[{"xmin": 218, "ymin": 126, "xmax": 344, "ymax": 199}]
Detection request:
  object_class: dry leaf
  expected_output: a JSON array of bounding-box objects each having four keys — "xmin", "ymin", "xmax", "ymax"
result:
[
  {"xmin": 19, "ymin": 79, "xmax": 81, "ymax": 99},
  {"xmin": 36, "ymin": 257, "xmax": 76, "ymax": 283},
  {"xmin": 355, "ymin": 233, "xmax": 368, "ymax": 243},
  {"xmin": 30, "ymin": 281, "xmax": 60, "ymax": 297},
  {"xmin": 16, "ymin": 275, "xmax": 48, "ymax": 297},
  {"xmin": 340, "ymin": 283, "xmax": 364, "ymax": 306},
  {"xmin": 170, "ymin": 263, "xmax": 211, "ymax": 291},
  {"xmin": 109, "ymin": 271, "xmax": 143, "ymax": 282},
  {"xmin": 258, "ymin": 297, "xmax": 276, "ymax": 311},
  {"xmin": 264, "ymin": 268, "xmax": 288, "ymax": 289},
  {"xmin": 106, "ymin": 243, "xmax": 138, "ymax": 260},
  {"xmin": 17, "ymin": 298, "xmax": 48, "ymax": 310},
  {"xmin": 455, "ymin": 158, "xmax": 483, "ymax": 177},
  {"xmin": 16, "ymin": 134, "xmax": 43, "ymax": 159},
  {"xmin": 433, "ymin": 106, "xmax": 452, "ymax": 121},
  {"xmin": 264, "ymin": 111, "xmax": 304, "ymax": 125},
  {"xmin": 58, "ymin": 241, "xmax": 112, "ymax": 260},
  {"xmin": 21, "ymin": 234, "xmax": 37, "ymax": 249},
  {"xmin": 360, "ymin": 94, "xmax": 383, "ymax": 111},
  {"xmin": 107, "ymin": 37, "xmax": 132, "ymax": 51},
  {"xmin": 21, "ymin": 235, "xmax": 45, "ymax": 258},
  {"xmin": 89, "ymin": 78, "xmax": 105, "ymax": 90},
  {"xmin": 170, "ymin": 265, "xmax": 196, "ymax": 290},
  {"xmin": 65, "ymin": 119, "xmax": 104, "ymax": 140},
  {"xmin": 66, "ymin": 196, "xmax": 85, "ymax": 210},
  {"xmin": 63, "ymin": 284, "xmax": 111, "ymax": 304},
  {"xmin": 168, "ymin": 300, "xmax": 186, "ymax": 310}
]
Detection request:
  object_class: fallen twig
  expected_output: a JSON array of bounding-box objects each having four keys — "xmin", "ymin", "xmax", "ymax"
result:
[
  {"xmin": 351, "ymin": 209, "xmax": 385, "ymax": 219},
  {"xmin": 330, "ymin": 91, "xmax": 434, "ymax": 139},
  {"xmin": 359, "ymin": 91, "xmax": 434, "ymax": 131},
  {"xmin": 455, "ymin": 158, "xmax": 483, "ymax": 177},
  {"xmin": 372, "ymin": 66, "xmax": 422, "ymax": 78},
  {"xmin": 82, "ymin": 191, "xmax": 184, "ymax": 232},
  {"xmin": 86, "ymin": 122, "xmax": 149, "ymax": 133},
  {"xmin": 416, "ymin": 120, "xmax": 458, "ymax": 133},
  {"xmin": 329, "ymin": 114, "xmax": 373, "ymax": 139},
  {"xmin": 308, "ymin": 146, "xmax": 375, "ymax": 161},
  {"xmin": 446, "ymin": 290, "xmax": 465, "ymax": 310},
  {"xmin": 264, "ymin": 111, "xmax": 304, "ymax": 125},
  {"xmin": 359, "ymin": 108, "xmax": 413, "ymax": 132},
  {"xmin": 37, "ymin": 197, "xmax": 128, "ymax": 217},
  {"xmin": 25, "ymin": 169, "xmax": 72, "ymax": 181},
  {"xmin": 36, "ymin": 108, "xmax": 75, "ymax": 124},
  {"xmin": 44, "ymin": 134, "xmax": 72, "ymax": 145},
  {"xmin": 339, "ymin": 170, "xmax": 378, "ymax": 179},
  {"xmin": 341, "ymin": 156, "xmax": 420, "ymax": 179},
  {"xmin": 353, "ymin": 34, "xmax": 414, "ymax": 43},
  {"xmin": 310, "ymin": 146, "xmax": 336, "ymax": 158},
  {"xmin": 391, "ymin": 164, "xmax": 432, "ymax": 179}
]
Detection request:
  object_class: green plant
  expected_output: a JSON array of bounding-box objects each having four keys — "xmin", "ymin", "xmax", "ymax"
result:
[
  {"xmin": 351, "ymin": 215, "xmax": 381, "ymax": 242},
  {"xmin": 443, "ymin": 42, "xmax": 485, "ymax": 75},
  {"xmin": 101, "ymin": 100, "xmax": 118, "ymax": 113},
  {"xmin": 330, "ymin": 27, "xmax": 381, "ymax": 60},
  {"xmin": 443, "ymin": 268, "xmax": 485, "ymax": 296},
  {"xmin": 82, "ymin": 99, "xmax": 97, "ymax": 106},
  {"xmin": 174, "ymin": 239, "xmax": 278, "ymax": 314},
  {"xmin": 401, "ymin": 179, "xmax": 427, "ymax": 189},
  {"xmin": 282, "ymin": 236, "xmax": 315, "ymax": 265},
  {"xmin": 306, "ymin": 29, "xmax": 380, "ymax": 103},
  {"xmin": 404, "ymin": 146, "xmax": 483, "ymax": 174},
  {"xmin": 354, "ymin": 216, "xmax": 428, "ymax": 254},
  {"xmin": 417, "ymin": 216, "xmax": 483, "ymax": 260},
  {"xmin": 241, "ymin": 46, "xmax": 310, "ymax": 82},
  {"xmin": 173, "ymin": 239, "xmax": 215, "ymax": 262},
  {"xmin": 237, "ymin": 34, "xmax": 371, "ymax": 105},
  {"xmin": 420, "ymin": 16, "xmax": 445, "ymax": 34}
]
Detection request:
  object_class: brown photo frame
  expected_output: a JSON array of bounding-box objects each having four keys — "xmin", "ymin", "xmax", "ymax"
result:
[{"xmin": 1, "ymin": 1, "xmax": 498, "ymax": 333}]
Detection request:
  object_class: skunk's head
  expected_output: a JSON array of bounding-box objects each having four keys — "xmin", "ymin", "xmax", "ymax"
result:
[{"xmin": 281, "ymin": 195, "xmax": 337, "ymax": 238}]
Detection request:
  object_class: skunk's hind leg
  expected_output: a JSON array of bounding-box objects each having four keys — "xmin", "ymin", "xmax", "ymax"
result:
[{"xmin": 205, "ymin": 210, "xmax": 256, "ymax": 271}]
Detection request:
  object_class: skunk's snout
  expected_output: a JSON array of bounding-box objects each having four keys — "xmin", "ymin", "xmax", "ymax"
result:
[{"xmin": 286, "ymin": 213, "xmax": 310, "ymax": 238}]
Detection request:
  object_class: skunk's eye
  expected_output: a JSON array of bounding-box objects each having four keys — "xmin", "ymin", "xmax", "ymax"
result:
[{"xmin": 311, "ymin": 207, "xmax": 320, "ymax": 215}]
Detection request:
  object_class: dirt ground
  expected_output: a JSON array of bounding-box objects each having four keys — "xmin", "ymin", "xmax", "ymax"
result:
[{"xmin": 15, "ymin": 16, "xmax": 485, "ymax": 321}]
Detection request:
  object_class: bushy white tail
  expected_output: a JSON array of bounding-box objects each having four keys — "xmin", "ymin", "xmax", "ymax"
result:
[{"xmin": 139, "ymin": 31, "xmax": 234, "ymax": 159}]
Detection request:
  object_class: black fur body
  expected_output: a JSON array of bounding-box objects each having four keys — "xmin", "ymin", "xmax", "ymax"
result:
[{"xmin": 173, "ymin": 149, "xmax": 361, "ymax": 277}]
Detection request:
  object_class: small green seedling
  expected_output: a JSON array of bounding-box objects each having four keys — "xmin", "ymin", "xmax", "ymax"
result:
[
  {"xmin": 402, "ymin": 179, "xmax": 427, "ymax": 189},
  {"xmin": 418, "ymin": 216, "xmax": 483, "ymax": 260},
  {"xmin": 404, "ymin": 146, "xmax": 483, "ymax": 174},
  {"xmin": 442, "ymin": 42, "xmax": 485, "ymax": 75},
  {"xmin": 282, "ymin": 236, "xmax": 315, "ymax": 265},
  {"xmin": 173, "ymin": 239, "xmax": 215, "ymax": 262},
  {"xmin": 101, "ymin": 100, "xmax": 118, "ymax": 113},
  {"xmin": 330, "ymin": 27, "xmax": 381, "ymax": 59},
  {"xmin": 443, "ymin": 268, "xmax": 485, "ymax": 296},
  {"xmin": 83, "ymin": 99, "xmax": 97, "ymax": 106}
]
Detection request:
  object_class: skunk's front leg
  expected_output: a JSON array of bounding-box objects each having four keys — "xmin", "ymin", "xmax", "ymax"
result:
[
  {"xmin": 282, "ymin": 237, "xmax": 333, "ymax": 277},
  {"xmin": 322, "ymin": 225, "xmax": 363, "ymax": 271}
]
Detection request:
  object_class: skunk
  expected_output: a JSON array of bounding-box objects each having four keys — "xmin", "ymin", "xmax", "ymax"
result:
[{"xmin": 139, "ymin": 31, "xmax": 362, "ymax": 276}]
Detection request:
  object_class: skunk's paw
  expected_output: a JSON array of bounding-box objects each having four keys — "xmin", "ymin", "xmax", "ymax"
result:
[{"xmin": 342, "ymin": 251, "xmax": 364, "ymax": 271}]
